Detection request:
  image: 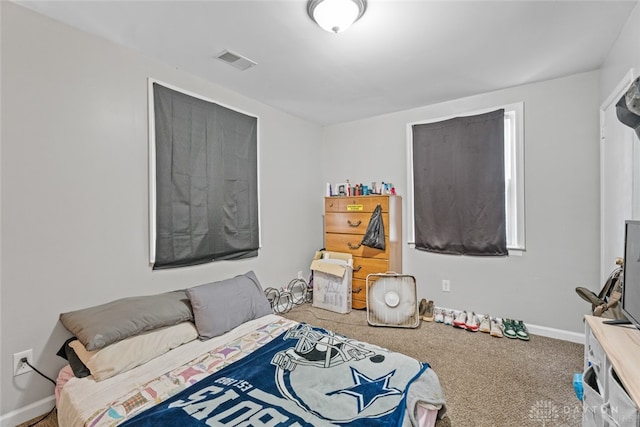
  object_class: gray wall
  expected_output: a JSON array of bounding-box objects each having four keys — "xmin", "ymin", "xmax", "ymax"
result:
[
  {"xmin": 1, "ymin": 2, "xmax": 323, "ymax": 416},
  {"xmin": 320, "ymin": 71, "xmax": 601, "ymax": 335}
]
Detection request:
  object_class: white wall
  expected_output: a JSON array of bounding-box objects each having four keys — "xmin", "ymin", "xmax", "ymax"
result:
[
  {"xmin": 598, "ymin": 3, "xmax": 640, "ymax": 280},
  {"xmin": 321, "ymin": 71, "xmax": 601, "ymax": 335},
  {"xmin": 0, "ymin": 2, "xmax": 323, "ymax": 419},
  {"xmin": 599, "ymin": 1, "xmax": 640, "ymax": 103}
]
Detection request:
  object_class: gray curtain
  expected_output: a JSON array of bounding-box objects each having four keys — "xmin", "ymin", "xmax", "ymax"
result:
[
  {"xmin": 153, "ymin": 83, "xmax": 259, "ymax": 269},
  {"xmin": 412, "ymin": 109, "xmax": 507, "ymax": 256}
]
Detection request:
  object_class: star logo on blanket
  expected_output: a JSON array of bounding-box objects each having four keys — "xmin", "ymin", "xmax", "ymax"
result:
[{"xmin": 327, "ymin": 366, "xmax": 402, "ymax": 413}]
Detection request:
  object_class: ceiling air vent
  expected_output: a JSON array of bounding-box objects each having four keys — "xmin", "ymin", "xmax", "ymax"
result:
[{"xmin": 215, "ymin": 50, "xmax": 257, "ymax": 71}]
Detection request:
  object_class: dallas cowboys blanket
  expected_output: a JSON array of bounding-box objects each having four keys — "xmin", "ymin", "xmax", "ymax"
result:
[{"xmin": 121, "ymin": 323, "xmax": 436, "ymax": 426}]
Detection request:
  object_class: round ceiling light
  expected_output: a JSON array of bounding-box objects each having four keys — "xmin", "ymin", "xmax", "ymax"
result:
[{"xmin": 307, "ymin": 0, "xmax": 367, "ymax": 34}]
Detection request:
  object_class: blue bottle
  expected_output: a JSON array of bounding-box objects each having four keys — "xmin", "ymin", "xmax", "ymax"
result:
[{"xmin": 573, "ymin": 373, "xmax": 583, "ymax": 401}]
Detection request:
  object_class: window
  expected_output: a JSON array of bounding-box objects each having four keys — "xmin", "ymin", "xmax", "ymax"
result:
[
  {"xmin": 503, "ymin": 105, "xmax": 525, "ymax": 251},
  {"xmin": 407, "ymin": 102, "xmax": 525, "ymax": 254},
  {"xmin": 148, "ymin": 80, "xmax": 260, "ymax": 269}
]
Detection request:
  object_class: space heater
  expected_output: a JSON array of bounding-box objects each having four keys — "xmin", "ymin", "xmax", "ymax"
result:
[{"xmin": 366, "ymin": 273, "xmax": 420, "ymax": 328}]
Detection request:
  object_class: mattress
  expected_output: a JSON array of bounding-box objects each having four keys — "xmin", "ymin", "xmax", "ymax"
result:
[{"xmin": 57, "ymin": 314, "xmax": 445, "ymax": 426}]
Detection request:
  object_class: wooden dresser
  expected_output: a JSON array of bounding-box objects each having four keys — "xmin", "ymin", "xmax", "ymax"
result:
[{"xmin": 324, "ymin": 195, "xmax": 402, "ymax": 309}]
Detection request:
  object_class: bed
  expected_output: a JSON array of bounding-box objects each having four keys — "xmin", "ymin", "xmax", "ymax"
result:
[{"xmin": 55, "ymin": 272, "xmax": 447, "ymax": 427}]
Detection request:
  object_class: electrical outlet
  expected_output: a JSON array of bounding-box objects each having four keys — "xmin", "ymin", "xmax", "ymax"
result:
[
  {"xmin": 442, "ymin": 280, "xmax": 451, "ymax": 292},
  {"xmin": 13, "ymin": 349, "xmax": 33, "ymax": 376}
]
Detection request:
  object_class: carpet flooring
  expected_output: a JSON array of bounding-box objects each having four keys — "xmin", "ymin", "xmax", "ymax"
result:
[
  {"xmin": 19, "ymin": 303, "xmax": 585, "ymax": 427},
  {"xmin": 279, "ymin": 304, "xmax": 585, "ymax": 427}
]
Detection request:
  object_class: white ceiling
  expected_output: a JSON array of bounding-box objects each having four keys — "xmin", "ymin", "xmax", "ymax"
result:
[{"xmin": 15, "ymin": 0, "xmax": 639, "ymax": 126}]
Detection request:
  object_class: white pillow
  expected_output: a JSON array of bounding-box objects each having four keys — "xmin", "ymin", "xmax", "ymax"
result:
[{"xmin": 69, "ymin": 322, "xmax": 197, "ymax": 381}]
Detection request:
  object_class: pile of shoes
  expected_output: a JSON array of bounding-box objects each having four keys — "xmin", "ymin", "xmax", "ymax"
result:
[{"xmin": 420, "ymin": 301, "xmax": 530, "ymax": 341}]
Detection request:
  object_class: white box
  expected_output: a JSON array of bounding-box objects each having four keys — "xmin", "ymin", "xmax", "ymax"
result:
[{"xmin": 311, "ymin": 252, "xmax": 352, "ymax": 314}]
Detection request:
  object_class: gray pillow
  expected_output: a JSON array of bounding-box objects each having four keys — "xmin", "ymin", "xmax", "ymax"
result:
[
  {"xmin": 187, "ymin": 271, "xmax": 273, "ymax": 340},
  {"xmin": 60, "ymin": 290, "xmax": 193, "ymax": 351}
]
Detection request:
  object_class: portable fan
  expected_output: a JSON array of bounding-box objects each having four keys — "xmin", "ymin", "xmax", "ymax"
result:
[{"xmin": 366, "ymin": 273, "xmax": 420, "ymax": 328}]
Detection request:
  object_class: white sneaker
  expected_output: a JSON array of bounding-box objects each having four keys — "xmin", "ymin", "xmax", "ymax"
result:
[
  {"xmin": 453, "ymin": 311, "xmax": 467, "ymax": 329},
  {"xmin": 465, "ymin": 312, "xmax": 479, "ymax": 332},
  {"xmin": 443, "ymin": 310, "xmax": 454, "ymax": 326},
  {"xmin": 479, "ymin": 315, "xmax": 491, "ymax": 333},
  {"xmin": 434, "ymin": 308, "xmax": 444, "ymax": 323},
  {"xmin": 490, "ymin": 317, "xmax": 504, "ymax": 338}
]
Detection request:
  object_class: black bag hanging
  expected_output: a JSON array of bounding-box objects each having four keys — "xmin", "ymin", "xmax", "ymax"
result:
[{"xmin": 361, "ymin": 204, "xmax": 385, "ymax": 250}]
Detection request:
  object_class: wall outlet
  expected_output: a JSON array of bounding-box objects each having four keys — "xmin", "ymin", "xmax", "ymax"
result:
[
  {"xmin": 442, "ymin": 279, "xmax": 451, "ymax": 292},
  {"xmin": 13, "ymin": 349, "xmax": 33, "ymax": 376}
]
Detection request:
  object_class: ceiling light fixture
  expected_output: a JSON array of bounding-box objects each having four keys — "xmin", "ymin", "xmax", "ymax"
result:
[{"xmin": 307, "ymin": 0, "xmax": 367, "ymax": 34}]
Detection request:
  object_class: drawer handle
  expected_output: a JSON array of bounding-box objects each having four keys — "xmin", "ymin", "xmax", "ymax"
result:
[
  {"xmin": 348, "ymin": 242, "xmax": 362, "ymax": 250},
  {"xmin": 354, "ymin": 265, "xmax": 362, "ymax": 272},
  {"xmin": 347, "ymin": 220, "xmax": 362, "ymax": 227},
  {"xmin": 352, "ymin": 287, "xmax": 363, "ymax": 294}
]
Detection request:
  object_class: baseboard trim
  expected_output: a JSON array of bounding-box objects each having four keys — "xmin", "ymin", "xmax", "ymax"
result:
[
  {"xmin": 525, "ymin": 323, "xmax": 584, "ymax": 344},
  {"xmin": 0, "ymin": 395, "xmax": 55, "ymax": 427}
]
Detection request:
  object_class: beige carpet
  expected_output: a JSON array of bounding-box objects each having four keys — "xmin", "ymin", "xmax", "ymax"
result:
[
  {"xmin": 21, "ymin": 303, "xmax": 584, "ymax": 427},
  {"xmin": 279, "ymin": 304, "xmax": 585, "ymax": 427}
]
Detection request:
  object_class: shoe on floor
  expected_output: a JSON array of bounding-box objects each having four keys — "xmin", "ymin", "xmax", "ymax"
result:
[
  {"xmin": 465, "ymin": 312, "xmax": 479, "ymax": 332},
  {"xmin": 453, "ymin": 311, "xmax": 467, "ymax": 329},
  {"xmin": 434, "ymin": 308, "xmax": 444, "ymax": 323},
  {"xmin": 422, "ymin": 300, "xmax": 435, "ymax": 321},
  {"xmin": 503, "ymin": 318, "xmax": 518, "ymax": 339},
  {"xmin": 479, "ymin": 315, "xmax": 491, "ymax": 333},
  {"xmin": 419, "ymin": 299, "xmax": 427, "ymax": 318},
  {"xmin": 514, "ymin": 320, "xmax": 530, "ymax": 341},
  {"xmin": 443, "ymin": 310, "xmax": 453, "ymax": 326},
  {"xmin": 490, "ymin": 317, "xmax": 503, "ymax": 338}
]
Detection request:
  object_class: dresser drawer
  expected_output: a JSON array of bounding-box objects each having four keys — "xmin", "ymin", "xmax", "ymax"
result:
[
  {"xmin": 325, "ymin": 212, "xmax": 389, "ymax": 235},
  {"xmin": 352, "ymin": 257, "xmax": 389, "ymax": 280},
  {"xmin": 325, "ymin": 198, "xmax": 343, "ymax": 212},
  {"xmin": 325, "ymin": 233, "xmax": 389, "ymax": 258},
  {"xmin": 351, "ymin": 278, "xmax": 367, "ymax": 309}
]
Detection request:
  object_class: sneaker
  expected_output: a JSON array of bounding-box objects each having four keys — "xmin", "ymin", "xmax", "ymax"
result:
[
  {"xmin": 443, "ymin": 310, "xmax": 453, "ymax": 326},
  {"xmin": 490, "ymin": 317, "xmax": 503, "ymax": 338},
  {"xmin": 514, "ymin": 320, "xmax": 530, "ymax": 341},
  {"xmin": 465, "ymin": 312, "xmax": 479, "ymax": 331},
  {"xmin": 479, "ymin": 315, "xmax": 491, "ymax": 333},
  {"xmin": 503, "ymin": 318, "xmax": 518, "ymax": 339},
  {"xmin": 434, "ymin": 308, "xmax": 444, "ymax": 323},
  {"xmin": 453, "ymin": 311, "xmax": 467, "ymax": 329},
  {"xmin": 422, "ymin": 300, "xmax": 435, "ymax": 321},
  {"xmin": 419, "ymin": 299, "xmax": 427, "ymax": 318}
]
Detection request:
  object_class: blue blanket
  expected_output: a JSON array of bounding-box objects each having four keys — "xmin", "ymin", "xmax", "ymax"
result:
[{"xmin": 121, "ymin": 323, "xmax": 429, "ymax": 426}]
